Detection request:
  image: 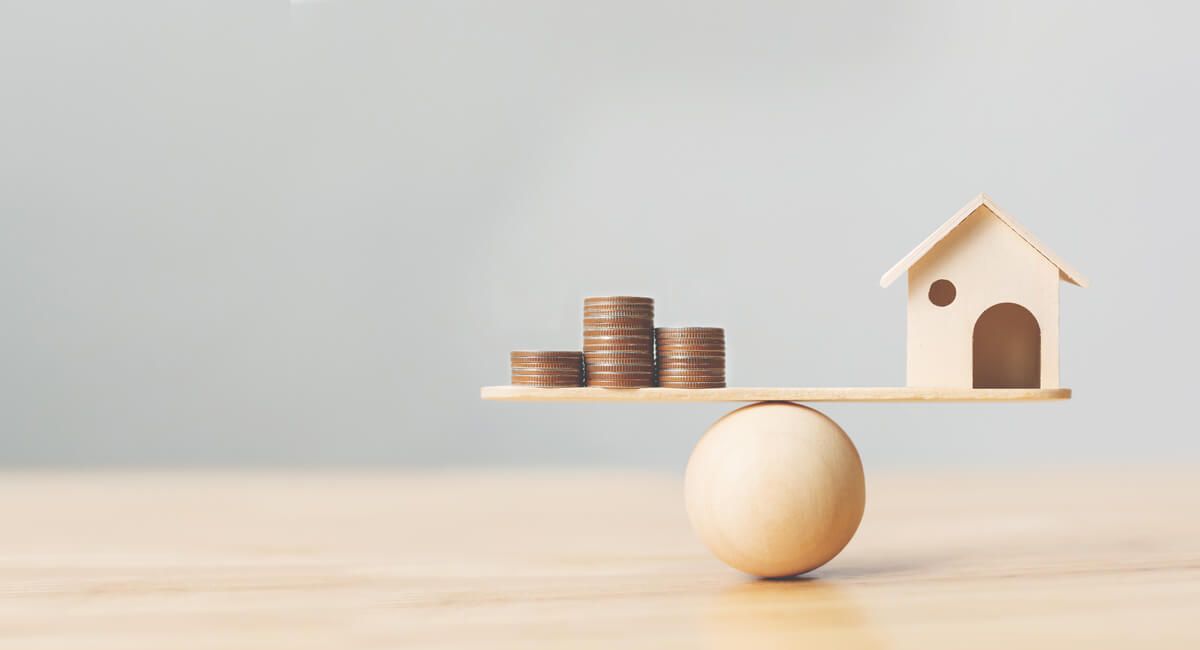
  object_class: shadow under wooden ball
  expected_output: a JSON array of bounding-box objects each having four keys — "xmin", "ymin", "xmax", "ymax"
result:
[{"xmin": 685, "ymin": 402, "xmax": 866, "ymax": 578}]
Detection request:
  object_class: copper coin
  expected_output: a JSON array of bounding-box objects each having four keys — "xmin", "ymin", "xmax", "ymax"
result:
[
  {"xmin": 583, "ymin": 333, "xmax": 653, "ymax": 340},
  {"xmin": 511, "ymin": 382, "xmax": 583, "ymax": 387},
  {"xmin": 656, "ymin": 362, "xmax": 726, "ymax": 370},
  {"xmin": 584, "ymin": 300, "xmax": 652, "ymax": 305},
  {"xmin": 583, "ymin": 345, "xmax": 654, "ymax": 352},
  {"xmin": 584, "ymin": 325, "xmax": 653, "ymax": 332},
  {"xmin": 583, "ymin": 312, "xmax": 653, "ymax": 319},
  {"xmin": 655, "ymin": 326, "xmax": 723, "ymax": 334},
  {"xmin": 583, "ymin": 318, "xmax": 653, "ymax": 328},
  {"xmin": 652, "ymin": 381, "xmax": 724, "ymax": 388},
  {"xmin": 584, "ymin": 312, "xmax": 653, "ymax": 319},
  {"xmin": 583, "ymin": 306, "xmax": 653, "ymax": 314},
  {"xmin": 656, "ymin": 345, "xmax": 724, "ymax": 351},
  {"xmin": 583, "ymin": 310, "xmax": 653, "ymax": 318},
  {"xmin": 657, "ymin": 342, "xmax": 723, "ymax": 349},
  {"xmin": 510, "ymin": 350, "xmax": 582, "ymax": 356},
  {"xmin": 583, "ymin": 304, "xmax": 653, "ymax": 311},
  {"xmin": 584, "ymin": 296, "xmax": 653, "ymax": 305},
  {"xmin": 583, "ymin": 302, "xmax": 654, "ymax": 310},
  {"xmin": 587, "ymin": 382, "xmax": 654, "ymax": 388},
  {"xmin": 589, "ymin": 385, "xmax": 654, "ymax": 389}
]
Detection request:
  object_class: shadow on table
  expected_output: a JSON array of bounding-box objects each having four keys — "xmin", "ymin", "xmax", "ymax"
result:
[{"xmin": 700, "ymin": 579, "xmax": 885, "ymax": 649}]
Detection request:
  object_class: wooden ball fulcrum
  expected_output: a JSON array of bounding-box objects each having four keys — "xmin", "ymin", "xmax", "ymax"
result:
[{"xmin": 685, "ymin": 402, "xmax": 866, "ymax": 577}]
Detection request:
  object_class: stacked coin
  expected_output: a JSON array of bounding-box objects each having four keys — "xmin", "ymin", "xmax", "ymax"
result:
[
  {"xmin": 583, "ymin": 296, "xmax": 655, "ymax": 388},
  {"xmin": 510, "ymin": 351, "xmax": 584, "ymax": 387},
  {"xmin": 655, "ymin": 327, "xmax": 726, "ymax": 388}
]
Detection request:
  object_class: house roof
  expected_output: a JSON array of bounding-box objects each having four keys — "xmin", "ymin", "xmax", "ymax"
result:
[{"xmin": 879, "ymin": 193, "xmax": 1089, "ymax": 289}]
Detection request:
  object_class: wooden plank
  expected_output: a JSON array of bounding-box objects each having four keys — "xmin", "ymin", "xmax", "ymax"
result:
[
  {"xmin": 480, "ymin": 385, "xmax": 1071, "ymax": 402},
  {"xmin": 1, "ymin": 470, "xmax": 1195, "ymax": 648}
]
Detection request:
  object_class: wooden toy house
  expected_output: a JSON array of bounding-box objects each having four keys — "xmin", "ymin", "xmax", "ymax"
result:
[{"xmin": 880, "ymin": 194, "xmax": 1088, "ymax": 389}]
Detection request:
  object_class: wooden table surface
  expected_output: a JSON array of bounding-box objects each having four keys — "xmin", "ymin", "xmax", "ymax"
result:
[{"xmin": 2, "ymin": 469, "xmax": 1197, "ymax": 648}]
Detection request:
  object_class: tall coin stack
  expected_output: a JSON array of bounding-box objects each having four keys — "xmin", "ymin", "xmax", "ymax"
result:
[
  {"xmin": 583, "ymin": 296, "xmax": 655, "ymax": 388},
  {"xmin": 510, "ymin": 351, "xmax": 584, "ymax": 387},
  {"xmin": 655, "ymin": 327, "xmax": 726, "ymax": 388}
]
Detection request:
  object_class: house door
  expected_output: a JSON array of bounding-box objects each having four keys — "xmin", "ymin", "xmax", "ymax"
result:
[{"xmin": 973, "ymin": 303, "xmax": 1040, "ymax": 388}]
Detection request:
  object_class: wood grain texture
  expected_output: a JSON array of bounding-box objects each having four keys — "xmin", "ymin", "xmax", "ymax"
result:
[
  {"xmin": 1, "ymin": 469, "xmax": 1196, "ymax": 648},
  {"xmin": 480, "ymin": 385, "xmax": 1071, "ymax": 402}
]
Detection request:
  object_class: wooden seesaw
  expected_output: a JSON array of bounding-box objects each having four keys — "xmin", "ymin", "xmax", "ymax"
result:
[{"xmin": 481, "ymin": 194, "xmax": 1086, "ymax": 578}]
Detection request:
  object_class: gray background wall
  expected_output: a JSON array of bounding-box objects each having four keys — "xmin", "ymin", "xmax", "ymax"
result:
[{"xmin": 2, "ymin": 1, "xmax": 1197, "ymax": 467}]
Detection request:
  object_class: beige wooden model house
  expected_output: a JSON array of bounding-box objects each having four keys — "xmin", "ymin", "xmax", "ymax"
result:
[{"xmin": 881, "ymin": 194, "xmax": 1087, "ymax": 389}]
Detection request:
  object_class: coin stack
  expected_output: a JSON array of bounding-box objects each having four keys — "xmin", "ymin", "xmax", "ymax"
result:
[
  {"xmin": 583, "ymin": 296, "xmax": 655, "ymax": 388},
  {"xmin": 655, "ymin": 327, "xmax": 726, "ymax": 388},
  {"xmin": 510, "ymin": 351, "xmax": 584, "ymax": 387}
]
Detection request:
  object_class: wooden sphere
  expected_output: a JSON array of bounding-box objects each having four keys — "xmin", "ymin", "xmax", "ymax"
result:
[{"xmin": 685, "ymin": 402, "xmax": 865, "ymax": 577}]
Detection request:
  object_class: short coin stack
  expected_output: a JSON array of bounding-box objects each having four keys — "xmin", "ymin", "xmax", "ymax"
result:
[
  {"xmin": 510, "ymin": 351, "xmax": 584, "ymax": 387},
  {"xmin": 583, "ymin": 296, "xmax": 655, "ymax": 388},
  {"xmin": 655, "ymin": 327, "xmax": 726, "ymax": 388}
]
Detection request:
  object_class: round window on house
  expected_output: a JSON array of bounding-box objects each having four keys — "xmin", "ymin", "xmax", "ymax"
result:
[{"xmin": 928, "ymin": 279, "xmax": 956, "ymax": 307}]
